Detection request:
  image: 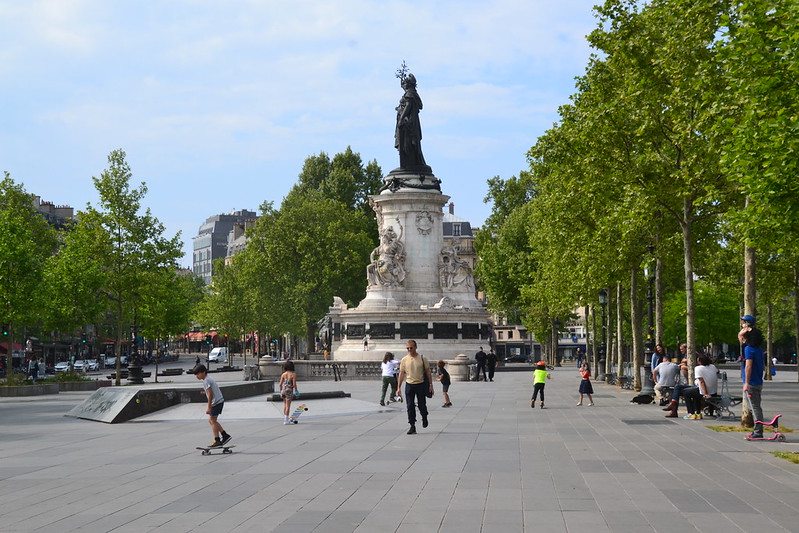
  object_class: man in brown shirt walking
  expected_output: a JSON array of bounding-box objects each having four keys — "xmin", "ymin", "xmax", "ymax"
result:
[{"xmin": 397, "ymin": 339, "xmax": 434, "ymax": 434}]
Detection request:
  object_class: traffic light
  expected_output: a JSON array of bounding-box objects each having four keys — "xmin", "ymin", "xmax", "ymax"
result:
[
  {"xmin": 81, "ymin": 333, "xmax": 87, "ymax": 344},
  {"xmin": 1, "ymin": 324, "xmax": 8, "ymax": 336},
  {"xmin": 205, "ymin": 334, "xmax": 212, "ymax": 345}
]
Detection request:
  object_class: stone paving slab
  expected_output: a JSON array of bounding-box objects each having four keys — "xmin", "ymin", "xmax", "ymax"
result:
[{"xmin": 1, "ymin": 365, "xmax": 798, "ymax": 532}]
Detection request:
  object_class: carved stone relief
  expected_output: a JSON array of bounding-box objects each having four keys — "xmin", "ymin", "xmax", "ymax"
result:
[
  {"xmin": 415, "ymin": 211, "xmax": 433, "ymax": 235},
  {"xmin": 439, "ymin": 242, "xmax": 474, "ymax": 290},
  {"xmin": 367, "ymin": 217, "xmax": 406, "ymax": 288}
]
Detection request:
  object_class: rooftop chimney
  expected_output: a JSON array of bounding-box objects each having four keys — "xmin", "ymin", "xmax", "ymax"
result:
[{"xmin": 449, "ymin": 202, "xmax": 454, "ymax": 215}]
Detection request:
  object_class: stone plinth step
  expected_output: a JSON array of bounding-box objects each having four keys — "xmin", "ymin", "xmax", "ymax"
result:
[{"xmin": 265, "ymin": 391, "xmax": 351, "ymax": 402}]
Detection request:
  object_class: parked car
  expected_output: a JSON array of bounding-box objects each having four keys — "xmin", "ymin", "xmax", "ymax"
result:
[
  {"xmin": 104, "ymin": 354, "xmax": 128, "ymax": 367},
  {"xmin": 54, "ymin": 361, "xmax": 70, "ymax": 372},
  {"xmin": 84, "ymin": 360, "xmax": 99, "ymax": 371},
  {"xmin": 505, "ymin": 354, "xmax": 531, "ymax": 364},
  {"xmin": 73, "ymin": 360, "xmax": 85, "ymax": 372},
  {"xmin": 208, "ymin": 347, "xmax": 228, "ymax": 364}
]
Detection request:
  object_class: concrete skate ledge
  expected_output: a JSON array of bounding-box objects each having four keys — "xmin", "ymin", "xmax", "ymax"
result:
[{"xmin": 67, "ymin": 380, "xmax": 275, "ymax": 423}]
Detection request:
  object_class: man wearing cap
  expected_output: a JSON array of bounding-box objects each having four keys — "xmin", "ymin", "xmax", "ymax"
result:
[{"xmin": 739, "ymin": 314, "xmax": 765, "ymax": 439}]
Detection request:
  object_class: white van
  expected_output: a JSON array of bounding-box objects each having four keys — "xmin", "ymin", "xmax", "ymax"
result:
[{"xmin": 208, "ymin": 347, "xmax": 228, "ymax": 364}]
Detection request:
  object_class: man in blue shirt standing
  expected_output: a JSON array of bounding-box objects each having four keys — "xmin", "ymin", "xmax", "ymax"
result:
[{"xmin": 739, "ymin": 314, "xmax": 765, "ymax": 439}]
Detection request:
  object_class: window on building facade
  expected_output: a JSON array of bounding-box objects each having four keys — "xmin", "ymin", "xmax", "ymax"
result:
[
  {"xmin": 508, "ymin": 330, "xmax": 514, "ymax": 339},
  {"xmin": 453, "ymin": 223, "xmax": 461, "ymax": 236}
]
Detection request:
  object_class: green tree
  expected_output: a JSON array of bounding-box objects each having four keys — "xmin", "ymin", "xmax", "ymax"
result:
[
  {"xmin": 87, "ymin": 150, "xmax": 183, "ymax": 384},
  {"xmin": 0, "ymin": 173, "xmax": 57, "ymax": 381},
  {"xmin": 243, "ymin": 189, "xmax": 374, "ymax": 351},
  {"xmin": 662, "ymin": 280, "xmax": 740, "ymax": 353},
  {"xmin": 195, "ymin": 258, "xmax": 254, "ymax": 362},
  {"xmin": 296, "ymin": 147, "xmax": 383, "ymax": 215},
  {"xmin": 44, "ymin": 210, "xmax": 110, "ymax": 341},
  {"xmin": 712, "ymin": 0, "xmax": 799, "ymax": 380},
  {"xmin": 139, "ymin": 268, "xmax": 204, "ymax": 377}
]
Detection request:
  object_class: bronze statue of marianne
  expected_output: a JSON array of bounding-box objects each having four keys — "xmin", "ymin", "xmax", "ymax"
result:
[{"xmin": 395, "ymin": 73, "xmax": 427, "ymax": 169}]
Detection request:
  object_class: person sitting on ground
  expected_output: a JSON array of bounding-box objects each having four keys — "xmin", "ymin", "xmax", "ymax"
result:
[{"xmin": 652, "ymin": 354, "xmax": 680, "ymax": 404}]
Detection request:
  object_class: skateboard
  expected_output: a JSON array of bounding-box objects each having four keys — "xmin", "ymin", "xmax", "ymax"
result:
[
  {"xmin": 196, "ymin": 445, "xmax": 235, "ymax": 455},
  {"xmin": 289, "ymin": 404, "xmax": 308, "ymax": 424},
  {"xmin": 743, "ymin": 392, "xmax": 785, "ymax": 442}
]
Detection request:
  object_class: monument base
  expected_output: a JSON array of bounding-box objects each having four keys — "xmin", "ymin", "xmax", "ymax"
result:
[{"xmin": 331, "ymin": 307, "xmax": 491, "ymax": 362}]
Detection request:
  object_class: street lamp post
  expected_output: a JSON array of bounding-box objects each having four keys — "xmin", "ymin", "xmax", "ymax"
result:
[
  {"xmin": 639, "ymin": 246, "xmax": 657, "ymax": 398},
  {"xmin": 127, "ymin": 320, "xmax": 144, "ymax": 385},
  {"xmin": 598, "ymin": 289, "xmax": 608, "ymax": 381},
  {"xmin": 553, "ymin": 318, "xmax": 561, "ymax": 366}
]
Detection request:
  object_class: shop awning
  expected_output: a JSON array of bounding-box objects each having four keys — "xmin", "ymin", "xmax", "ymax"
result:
[
  {"xmin": 0, "ymin": 342, "xmax": 24, "ymax": 354},
  {"xmin": 186, "ymin": 332, "xmax": 218, "ymax": 341}
]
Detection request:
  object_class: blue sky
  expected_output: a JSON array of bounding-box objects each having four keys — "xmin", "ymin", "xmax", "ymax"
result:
[{"xmin": 1, "ymin": 1, "xmax": 599, "ymax": 266}]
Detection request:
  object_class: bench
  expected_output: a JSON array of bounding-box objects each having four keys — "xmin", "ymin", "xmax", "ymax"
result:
[
  {"xmin": 106, "ymin": 371, "xmax": 152, "ymax": 380},
  {"xmin": 617, "ymin": 375, "xmax": 634, "ymax": 390},
  {"xmin": 701, "ymin": 372, "xmax": 741, "ymax": 420},
  {"xmin": 157, "ymin": 368, "xmax": 184, "ymax": 377}
]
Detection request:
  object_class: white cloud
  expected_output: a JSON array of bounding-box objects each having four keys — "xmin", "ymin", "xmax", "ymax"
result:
[{"xmin": 0, "ymin": 0, "xmax": 600, "ymax": 261}]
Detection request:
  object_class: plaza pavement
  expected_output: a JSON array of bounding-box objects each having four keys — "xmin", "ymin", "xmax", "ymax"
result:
[{"xmin": 1, "ymin": 361, "xmax": 798, "ymax": 533}]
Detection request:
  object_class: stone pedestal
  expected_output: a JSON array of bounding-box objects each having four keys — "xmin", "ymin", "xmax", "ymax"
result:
[
  {"xmin": 332, "ymin": 169, "xmax": 491, "ymax": 361},
  {"xmin": 446, "ymin": 354, "xmax": 474, "ymax": 382}
]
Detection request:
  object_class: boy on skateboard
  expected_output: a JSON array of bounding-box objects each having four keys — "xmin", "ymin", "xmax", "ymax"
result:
[{"xmin": 194, "ymin": 364, "xmax": 231, "ymax": 447}]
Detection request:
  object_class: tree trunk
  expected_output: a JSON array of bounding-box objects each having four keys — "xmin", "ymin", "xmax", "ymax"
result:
[
  {"xmin": 616, "ymin": 282, "xmax": 624, "ymax": 385},
  {"xmin": 605, "ymin": 289, "xmax": 613, "ymax": 381},
  {"xmin": 682, "ymin": 196, "xmax": 697, "ymax": 383},
  {"xmin": 766, "ymin": 302, "xmax": 773, "ymax": 381},
  {"xmin": 630, "ymin": 266, "xmax": 643, "ymax": 391},
  {"xmin": 6, "ymin": 325, "xmax": 17, "ymax": 384},
  {"xmin": 590, "ymin": 304, "xmax": 598, "ymax": 377},
  {"xmin": 742, "ymin": 240, "xmax": 756, "ymax": 426},
  {"xmin": 306, "ymin": 321, "xmax": 315, "ymax": 359},
  {"xmin": 655, "ymin": 254, "xmax": 664, "ymax": 346},
  {"xmin": 115, "ymin": 298, "xmax": 123, "ymax": 386},
  {"xmin": 795, "ymin": 266, "xmax": 799, "ymax": 383}
]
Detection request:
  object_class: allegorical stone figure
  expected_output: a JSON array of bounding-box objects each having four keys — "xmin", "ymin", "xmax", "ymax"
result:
[
  {"xmin": 439, "ymin": 243, "xmax": 473, "ymax": 290},
  {"xmin": 395, "ymin": 73, "xmax": 427, "ymax": 169},
  {"xmin": 367, "ymin": 225, "xmax": 406, "ymax": 288}
]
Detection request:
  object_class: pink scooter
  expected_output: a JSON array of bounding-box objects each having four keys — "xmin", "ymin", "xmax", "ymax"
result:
[{"xmin": 744, "ymin": 392, "xmax": 785, "ymax": 442}]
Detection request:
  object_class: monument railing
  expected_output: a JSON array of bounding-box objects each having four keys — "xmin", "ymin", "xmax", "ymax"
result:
[
  {"xmin": 257, "ymin": 356, "xmax": 474, "ymax": 382},
  {"xmin": 258, "ymin": 359, "xmax": 382, "ymax": 381}
]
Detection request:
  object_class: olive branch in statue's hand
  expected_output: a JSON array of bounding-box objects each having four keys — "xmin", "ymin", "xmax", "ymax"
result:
[{"xmin": 395, "ymin": 61, "xmax": 409, "ymax": 81}]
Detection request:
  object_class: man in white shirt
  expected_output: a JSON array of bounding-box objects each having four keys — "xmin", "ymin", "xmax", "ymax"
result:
[{"xmin": 683, "ymin": 354, "xmax": 718, "ymax": 420}]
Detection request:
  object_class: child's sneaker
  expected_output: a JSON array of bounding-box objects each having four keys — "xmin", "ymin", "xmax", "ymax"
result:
[
  {"xmin": 220, "ymin": 434, "xmax": 232, "ymax": 445},
  {"xmin": 210, "ymin": 438, "xmax": 222, "ymax": 448},
  {"xmin": 540, "ymin": 403, "xmax": 546, "ymax": 409},
  {"xmin": 531, "ymin": 400, "xmax": 535, "ymax": 408}
]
